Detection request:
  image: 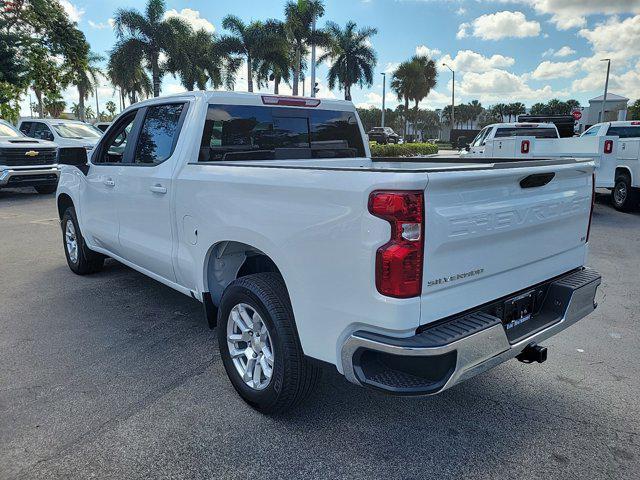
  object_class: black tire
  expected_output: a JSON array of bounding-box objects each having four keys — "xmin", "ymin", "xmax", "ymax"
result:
[
  {"xmin": 612, "ymin": 173, "xmax": 639, "ymax": 212},
  {"xmin": 217, "ymin": 272, "xmax": 321, "ymax": 414},
  {"xmin": 61, "ymin": 207, "xmax": 105, "ymax": 275},
  {"xmin": 35, "ymin": 185, "xmax": 57, "ymax": 194}
]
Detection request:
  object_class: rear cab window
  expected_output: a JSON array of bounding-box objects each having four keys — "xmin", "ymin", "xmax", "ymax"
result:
[
  {"xmin": 494, "ymin": 127, "xmax": 558, "ymax": 139},
  {"xmin": 199, "ymin": 105, "xmax": 365, "ymax": 161},
  {"xmin": 606, "ymin": 126, "xmax": 640, "ymax": 139}
]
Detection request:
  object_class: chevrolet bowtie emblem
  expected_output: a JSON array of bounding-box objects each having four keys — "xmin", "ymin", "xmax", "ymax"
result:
[{"xmin": 25, "ymin": 150, "xmax": 39, "ymax": 157}]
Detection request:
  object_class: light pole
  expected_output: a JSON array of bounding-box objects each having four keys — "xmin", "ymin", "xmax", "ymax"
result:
[
  {"xmin": 381, "ymin": 72, "xmax": 386, "ymax": 127},
  {"xmin": 310, "ymin": 13, "xmax": 317, "ymax": 98},
  {"xmin": 443, "ymin": 63, "xmax": 455, "ymax": 139},
  {"xmin": 600, "ymin": 58, "xmax": 611, "ymax": 123}
]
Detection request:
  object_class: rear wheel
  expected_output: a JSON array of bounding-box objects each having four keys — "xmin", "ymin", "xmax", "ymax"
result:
[
  {"xmin": 61, "ymin": 207, "xmax": 105, "ymax": 274},
  {"xmin": 35, "ymin": 185, "xmax": 57, "ymax": 194},
  {"xmin": 612, "ymin": 173, "xmax": 639, "ymax": 212},
  {"xmin": 217, "ymin": 273, "xmax": 320, "ymax": 414}
]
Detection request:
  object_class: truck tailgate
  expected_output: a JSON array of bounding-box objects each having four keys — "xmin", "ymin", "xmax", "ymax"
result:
[{"xmin": 420, "ymin": 160, "xmax": 594, "ymax": 325}]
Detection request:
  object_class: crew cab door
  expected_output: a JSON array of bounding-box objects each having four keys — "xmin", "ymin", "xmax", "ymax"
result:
[
  {"xmin": 115, "ymin": 102, "xmax": 188, "ymax": 282},
  {"xmin": 82, "ymin": 109, "xmax": 140, "ymax": 252}
]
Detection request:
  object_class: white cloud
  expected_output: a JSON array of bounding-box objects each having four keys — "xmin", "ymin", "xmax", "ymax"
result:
[
  {"xmin": 164, "ymin": 8, "xmax": 215, "ymax": 33},
  {"xmin": 458, "ymin": 11, "xmax": 540, "ymax": 40},
  {"xmin": 492, "ymin": 0, "xmax": 640, "ymax": 30},
  {"xmin": 456, "ymin": 7, "xmax": 467, "ymax": 15},
  {"xmin": 59, "ymin": 0, "xmax": 84, "ymax": 23},
  {"xmin": 554, "ymin": 46, "xmax": 576, "ymax": 57},
  {"xmin": 415, "ymin": 45, "xmax": 441, "ymax": 58},
  {"xmin": 438, "ymin": 50, "xmax": 515, "ymax": 73},
  {"xmin": 356, "ymin": 92, "xmax": 383, "ymax": 109},
  {"xmin": 458, "ymin": 69, "xmax": 567, "ymax": 101},
  {"xmin": 531, "ymin": 60, "xmax": 581, "ymax": 79},
  {"xmin": 88, "ymin": 19, "xmax": 114, "ymax": 30},
  {"xmin": 383, "ymin": 62, "xmax": 400, "ymax": 74}
]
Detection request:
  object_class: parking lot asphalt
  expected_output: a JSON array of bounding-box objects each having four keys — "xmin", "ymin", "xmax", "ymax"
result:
[{"xmin": 1, "ymin": 187, "xmax": 638, "ymax": 480}]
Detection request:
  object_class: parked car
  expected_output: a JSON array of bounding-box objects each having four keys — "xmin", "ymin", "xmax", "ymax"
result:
[
  {"xmin": 18, "ymin": 118, "xmax": 102, "ymax": 150},
  {"xmin": 94, "ymin": 122, "xmax": 112, "ymax": 132},
  {"xmin": 0, "ymin": 119, "xmax": 59, "ymax": 193},
  {"xmin": 56, "ymin": 92, "xmax": 601, "ymax": 413},
  {"xmin": 368, "ymin": 126, "xmax": 400, "ymax": 144}
]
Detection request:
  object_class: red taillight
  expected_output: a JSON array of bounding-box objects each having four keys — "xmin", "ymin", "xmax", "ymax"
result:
[
  {"xmin": 261, "ymin": 95, "xmax": 321, "ymax": 107},
  {"xmin": 521, "ymin": 140, "xmax": 530, "ymax": 154},
  {"xmin": 368, "ymin": 191, "xmax": 424, "ymax": 298},
  {"xmin": 631, "ymin": 121, "xmax": 640, "ymax": 125},
  {"xmin": 604, "ymin": 139, "xmax": 614, "ymax": 154},
  {"xmin": 587, "ymin": 173, "xmax": 595, "ymax": 243}
]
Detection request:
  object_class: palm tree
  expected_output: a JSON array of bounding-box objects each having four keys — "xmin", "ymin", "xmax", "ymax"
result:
[
  {"xmin": 219, "ymin": 16, "xmax": 278, "ymax": 93},
  {"xmin": 468, "ymin": 100, "xmax": 483, "ymax": 128},
  {"xmin": 166, "ymin": 30, "xmax": 239, "ymax": 91},
  {"xmin": 255, "ymin": 20, "xmax": 291, "ymax": 94},
  {"xmin": 284, "ymin": 0, "xmax": 326, "ymax": 96},
  {"xmin": 508, "ymin": 102, "xmax": 526, "ymax": 122},
  {"xmin": 105, "ymin": 100, "xmax": 117, "ymax": 118},
  {"xmin": 319, "ymin": 21, "xmax": 377, "ymax": 101},
  {"xmin": 113, "ymin": 0, "xmax": 191, "ymax": 97},
  {"xmin": 66, "ymin": 50, "xmax": 103, "ymax": 122},
  {"xmin": 391, "ymin": 55, "xmax": 436, "ymax": 139},
  {"xmin": 108, "ymin": 45, "xmax": 153, "ymax": 107},
  {"xmin": 43, "ymin": 93, "xmax": 65, "ymax": 118}
]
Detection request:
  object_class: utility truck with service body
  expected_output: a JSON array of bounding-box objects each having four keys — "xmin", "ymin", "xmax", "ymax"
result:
[
  {"xmin": 465, "ymin": 121, "xmax": 640, "ymax": 211},
  {"xmin": 55, "ymin": 92, "xmax": 601, "ymax": 413}
]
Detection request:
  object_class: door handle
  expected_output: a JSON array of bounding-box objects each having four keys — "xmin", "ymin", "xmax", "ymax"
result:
[
  {"xmin": 150, "ymin": 184, "xmax": 167, "ymax": 194},
  {"xmin": 103, "ymin": 178, "xmax": 115, "ymax": 187}
]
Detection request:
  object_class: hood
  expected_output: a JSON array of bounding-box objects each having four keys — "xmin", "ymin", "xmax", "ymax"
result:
[
  {"xmin": 56, "ymin": 137, "xmax": 99, "ymax": 148},
  {"xmin": 0, "ymin": 136, "xmax": 58, "ymax": 149}
]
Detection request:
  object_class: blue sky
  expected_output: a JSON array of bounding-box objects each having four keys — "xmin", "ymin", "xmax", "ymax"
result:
[{"xmin": 22, "ymin": 0, "xmax": 640, "ymax": 115}]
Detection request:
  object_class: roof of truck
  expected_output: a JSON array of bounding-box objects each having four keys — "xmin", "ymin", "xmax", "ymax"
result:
[
  {"xmin": 125, "ymin": 91, "xmax": 355, "ymax": 111},
  {"xmin": 487, "ymin": 122, "xmax": 558, "ymax": 129}
]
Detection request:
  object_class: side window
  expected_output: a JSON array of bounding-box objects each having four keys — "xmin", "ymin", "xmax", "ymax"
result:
[
  {"xmin": 94, "ymin": 111, "xmax": 137, "ymax": 164},
  {"xmin": 19, "ymin": 122, "xmax": 33, "ymax": 135},
  {"xmin": 607, "ymin": 126, "xmax": 640, "ymax": 139},
  {"xmin": 32, "ymin": 123, "xmax": 54, "ymax": 141},
  {"xmin": 133, "ymin": 103, "xmax": 185, "ymax": 164}
]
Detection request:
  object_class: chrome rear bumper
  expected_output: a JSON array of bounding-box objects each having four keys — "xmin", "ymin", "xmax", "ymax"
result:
[{"xmin": 340, "ymin": 268, "xmax": 601, "ymax": 395}]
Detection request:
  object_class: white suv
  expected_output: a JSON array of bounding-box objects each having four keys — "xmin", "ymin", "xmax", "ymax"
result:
[{"xmin": 18, "ymin": 118, "xmax": 102, "ymax": 149}]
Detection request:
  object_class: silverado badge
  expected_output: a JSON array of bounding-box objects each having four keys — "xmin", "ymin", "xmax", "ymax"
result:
[{"xmin": 25, "ymin": 150, "xmax": 39, "ymax": 157}]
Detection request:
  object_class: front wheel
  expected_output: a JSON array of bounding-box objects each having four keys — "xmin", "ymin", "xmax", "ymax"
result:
[
  {"xmin": 61, "ymin": 207, "xmax": 105, "ymax": 274},
  {"xmin": 612, "ymin": 174, "xmax": 639, "ymax": 212},
  {"xmin": 217, "ymin": 273, "xmax": 320, "ymax": 414}
]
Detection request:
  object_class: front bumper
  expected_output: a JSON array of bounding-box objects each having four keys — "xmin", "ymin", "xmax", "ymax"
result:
[
  {"xmin": 0, "ymin": 166, "xmax": 60, "ymax": 188},
  {"xmin": 340, "ymin": 268, "xmax": 601, "ymax": 395}
]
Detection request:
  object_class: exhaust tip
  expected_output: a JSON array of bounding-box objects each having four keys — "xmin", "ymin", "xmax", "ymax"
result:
[{"xmin": 517, "ymin": 344, "xmax": 547, "ymax": 364}]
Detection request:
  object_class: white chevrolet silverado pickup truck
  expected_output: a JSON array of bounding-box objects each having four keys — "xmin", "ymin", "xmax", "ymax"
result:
[
  {"xmin": 55, "ymin": 92, "xmax": 601, "ymax": 413},
  {"xmin": 0, "ymin": 119, "xmax": 59, "ymax": 193}
]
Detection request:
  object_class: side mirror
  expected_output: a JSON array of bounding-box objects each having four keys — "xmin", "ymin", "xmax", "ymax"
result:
[
  {"xmin": 58, "ymin": 147, "xmax": 89, "ymax": 174},
  {"xmin": 465, "ymin": 144, "xmax": 471, "ymax": 152},
  {"xmin": 45, "ymin": 132, "xmax": 54, "ymax": 141}
]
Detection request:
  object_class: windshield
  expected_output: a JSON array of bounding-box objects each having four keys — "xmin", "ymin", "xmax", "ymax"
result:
[
  {"xmin": 581, "ymin": 125, "xmax": 601, "ymax": 137},
  {"xmin": 0, "ymin": 121, "xmax": 22, "ymax": 137},
  {"xmin": 52, "ymin": 122, "xmax": 102, "ymax": 139}
]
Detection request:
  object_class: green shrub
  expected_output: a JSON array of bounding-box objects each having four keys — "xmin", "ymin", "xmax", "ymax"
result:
[{"xmin": 369, "ymin": 142, "xmax": 439, "ymax": 157}]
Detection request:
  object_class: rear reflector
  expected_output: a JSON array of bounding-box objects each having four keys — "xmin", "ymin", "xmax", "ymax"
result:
[
  {"xmin": 261, "ymin": 95, "xmax": 321, "ymax": 107},
  {"xmin": 369, "ymin": 191, "xmax": 424, "ymax": 298},
  {"xmin": 521, "ymin": 140, "xmax": 530, "ymax": 154},
  {"xmin": 604, "ymin": 139, "xmax": 613, "ymax": 154}
]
